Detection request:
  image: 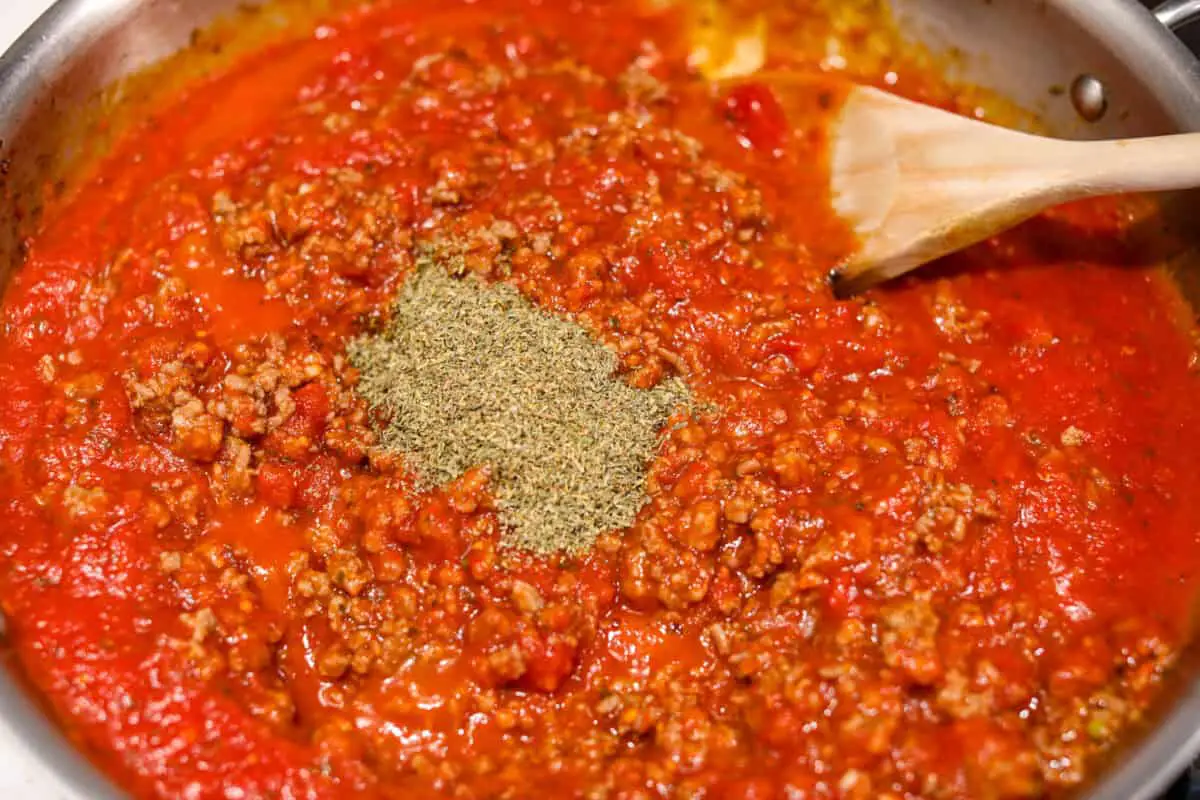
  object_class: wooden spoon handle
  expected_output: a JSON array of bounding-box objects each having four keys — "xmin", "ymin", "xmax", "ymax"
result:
[{"xmin": 1063, "ymin": 134, "xmax": 1200, "ymax": 196}]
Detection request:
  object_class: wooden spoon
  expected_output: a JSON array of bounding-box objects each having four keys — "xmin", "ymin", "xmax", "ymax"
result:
[{"xmin": 769, "ymin": 78, "xmax": 1200, "ymax": 297}]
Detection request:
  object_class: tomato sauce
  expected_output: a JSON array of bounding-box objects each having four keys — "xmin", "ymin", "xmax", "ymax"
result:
[{"xmin": 2, "ymin": 0, "xmax": 1200, "ymax": 797}]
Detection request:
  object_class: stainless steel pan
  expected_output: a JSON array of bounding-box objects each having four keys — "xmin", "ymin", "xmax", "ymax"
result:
[{"xmin": 2, "ymin": 0, "xmax": 1200, "ymax": 797}]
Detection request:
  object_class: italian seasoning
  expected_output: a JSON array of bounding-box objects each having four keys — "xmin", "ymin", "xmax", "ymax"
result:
[{"xmin": 349, "ymin": 260, "xmax": 691, "ymax": 554}]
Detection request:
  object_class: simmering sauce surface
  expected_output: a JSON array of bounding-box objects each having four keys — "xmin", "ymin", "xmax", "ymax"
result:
[{"xmin": 1, "ymin": 1, "xmax": 1200, "ymax": 797}]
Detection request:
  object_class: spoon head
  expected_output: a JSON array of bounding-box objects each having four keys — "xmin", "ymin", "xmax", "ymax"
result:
[{"xmin": 825, "ymin": 85, "xmax": 1050, "ymax": 295}]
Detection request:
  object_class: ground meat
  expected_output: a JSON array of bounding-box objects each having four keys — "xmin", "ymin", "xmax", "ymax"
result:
[{"xmin": 170, "ymin": 396, "xmax": 226, "ymax": 461}]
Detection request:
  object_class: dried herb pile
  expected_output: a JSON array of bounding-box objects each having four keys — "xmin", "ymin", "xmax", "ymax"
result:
[{"xmin": 349, "ymin": 261, "xmax": 690, "ymax": 554}]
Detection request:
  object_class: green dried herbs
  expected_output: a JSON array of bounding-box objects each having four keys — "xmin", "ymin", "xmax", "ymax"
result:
[{"xmin": 349, "ymin": 260, "xmax": 690, "ymax": 554}]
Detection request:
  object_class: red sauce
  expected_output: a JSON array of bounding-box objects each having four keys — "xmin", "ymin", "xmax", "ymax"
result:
[{"xmin": 2, "ymin": 0, "xmax": 1199, "ymax": 797}]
